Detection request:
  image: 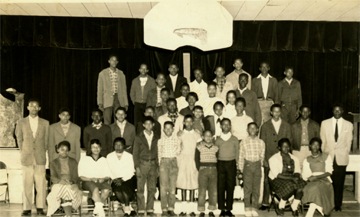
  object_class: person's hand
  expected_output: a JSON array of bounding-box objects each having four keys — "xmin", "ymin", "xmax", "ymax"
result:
[
  {"xmin": 98, "ymin": 104, "xmax": 104, "ymax": 111},
  {"xmin": 308, "ymin": 176, "xmax": 317, "ymax": 182},
  {"xmin": 177, "ymin": 130, "xmax": 184, "ymax": 137}
]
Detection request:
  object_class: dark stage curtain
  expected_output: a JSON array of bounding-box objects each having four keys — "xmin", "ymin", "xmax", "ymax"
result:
[{"xmin": 1, "ymin": 16, "xmax": 359, "ymax": 136}]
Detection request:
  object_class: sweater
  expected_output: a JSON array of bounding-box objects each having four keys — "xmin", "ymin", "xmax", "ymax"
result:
[
  {"xmin": 195, "ymin": 141, "xmax": 219, "ymax": 170},
  {"xmin": 215, "ymin": 135, "xmax": 240, "ymax": 163}
]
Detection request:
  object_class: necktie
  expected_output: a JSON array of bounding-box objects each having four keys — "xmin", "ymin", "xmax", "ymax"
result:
[
  {"xmin": 217, "ymin": 118, "xmax": 221, "ymax": 123},
  {"xmin": 335, "ymin": 120, "xmax": 339, "ymax": 142}
]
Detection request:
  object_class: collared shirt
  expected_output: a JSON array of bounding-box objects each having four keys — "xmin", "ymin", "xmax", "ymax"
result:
[
  {"xmin": 223, "ymin": 104, "xmax": 237, "ymax": 120},
  {"xmin": 285, "ymin": 78, "xmax": 293, "ymax": 85},
  {"xmin": 258, "ymin": 74, "xmax": 272, "ymax": 99},
  {"xmin": 196, "ymin": 96, "xmax": 225, "ymax": 117},
  {"xmin": 300, "ymin": 119, "xmax": 309, "ymax": 145},
  {"xmin": 197, "ymin": 141, "xmax": 219, "ymax": 163},
  {"xmin": 215, "ymin": 115, "xmax": 223, "ymax": 136},
  {"xmin": 226, "ymin": 70, "xmax": 252, "ymax": 90},
  {"xmin": 156, "ymin": 86, "xmax": 164, "ymax": 104},
  {"xmin": 143, "ymin": 130, "xmax": 154, "ymax": 149},
  {"xmin": 92, "ymin": 122, "xmax": 102, "ymax": 130},
  {"xmin": 109, "ymin": 69, "xmax": 118, "ymax": 95},
  {"xmin": 214, "ymin": 77, "xmax": 226, "ymax": 93},
  {"xmin": 139, "ymin": 76, "xmax": 148, "ymax": 86},
  {"xmin": 106, "ymin": 151, "xmax": 135, "ymax": 181},
  {"xmin": 271, "ymin": 118, "xmax": 282, "ymax": 134},
  {"xmin": 220, "ymin": 132, "xmax": 232, "ymax": 141},
  {"xmin": 78, "ymin": 155, "xmax": 111, "ymax": 178},
  {"xmin": 116, "ymin": 120, "xmax": 127, "ymax": 137},
  {"xmin": 60, "ymin": 122, "xmax": 70, "ymax": 136},
  {"xmin": 231, "ymin": 114, "xmax": 253, "ymax": 141},
  {"xmin": 158, "ymin": 134, "xmax": 181, "ymax": 160},
  {"xmin": 189, "ymin": 80, "xmax": 208, "ymax": 101},
  {"xmin": 169, "ymin": 74, "xmax": 178, "ymax": 91},
  {"xmin": 29, "ymin": 115, "xmax": 39, "ymax": 138},
  {"xmin": 239, "ymin": 136, "xmax": 265, "ymax": 171},
  {"xmin": 176, "ymin": 96, "xmax": 188, "ymax": 111},
  {"xmin": 332, "ymin": 117, "xmax": 343, "ymax": 139},
  {"xmin": 238, "ymin": 87, "xmax": 247, "ymax": 95}
]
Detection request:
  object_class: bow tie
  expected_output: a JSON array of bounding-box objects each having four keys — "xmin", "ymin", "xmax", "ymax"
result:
[
  {"xmin": 168, "ymin": 113, "xmax": 178, "ymax": 123},
  {"xmin": 92, "ymin": 123, "xmax": 102, "ymax": 130},
  {"xmin": 216, "ymin": 118, "xmax": 222, "ymax": 123}
]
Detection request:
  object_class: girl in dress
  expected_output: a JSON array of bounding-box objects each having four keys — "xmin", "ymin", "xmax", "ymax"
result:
[
  {"xmin": 302, "ymin": 137, "xmax": 334, "ymax": 217},
  {"xmin": 223, "ymin": 90, "xmax": 237, "ymax": 119},
  {"xmin": 177, "ymin": 115, "xmax": 202, "ymax": 216},
  {"xmin": 192, "ymin": 105, "xmax": 205, "ymax": 135}
]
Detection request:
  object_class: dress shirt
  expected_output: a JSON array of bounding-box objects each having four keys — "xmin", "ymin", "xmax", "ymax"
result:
[
  {"xmin": 196, "ymin": 96, "xmax": 225, "ymax": 117},
  {"xmin": 220, "ymin": 132, "xmax": 232, "ymax": 141},
  {"xmin": 231, "ymin": 114, "xmax": 253, "ymax": 141},
  {"xmin": 238, "ymin": 87, "xmax": 247, "ymax": 95},
  {"xmin": 109, "ymin": 69, "xmax": 119, "ymax": 95},
  {"xmin": 60, "ymin": 122, "xmax": 70, "ymax": 136},
  {"xmin": 176, "ymin": 96, "xmax": 188, "ymax": 111},
  {"xmin": 189, "ymin": 80, "xmax": 208, "ymax": 101},
  {"xmin": 239, "ymin": 136, "xmax": 265, "ymax": 171},
  {"xmin": 332, "ymin": 117, "xmax": 343, "ymax": 139},
  {"xmin": 215, "ymin": 115, "xmax": 223, "ymax": 136},
  {"xmin": 144, "ymin": 130, "xmax": 154, "ymax": 149},
  {"xmin": 29, "ymin": 115, "xmax": 39, "ymax": 138},
  {"xmin": 116, "ymin": 120, "xmax": 127, "ymax": 137},
  {"xmin": 106, "ymin": 151, "xmax": 135, "ymax": 181},
  {"xmin": 258, "ymin": 74, "xmax": 272, "ymax": 99},
  {"xmin": 139, "ymin": 76, "xmax": 148, "ymax": 86},
  {"xmin": 156, "ymin": 86, "xmax": 163, "ymax": 104},
  {"xmin": 92, "ymin": 122, "xmax": 102, "ymax": 130},
  {"xmin": 157, "ymin": 134, "xmax": 181, "ymax": 160},
  {"xmin": 169, "ymin": 74, "xmax": 178, "ymax": 91},
  {"xmin": 271, "ymin": 118, "xmax": 282, "ymax": 134},
  {"xmin": 223, "ymin": 104, "xmax": 237, "ymax": 119},
  {"xmin": 78, "ymin": 155, "xmax": 111, "ymax": 178},
  {"xmin": 285, "ymin": 78, "xmax": 293, "ymax": 85},
  {"xmin": 300, "ymin": 119, "xmax": 309, "ymax": 145}
]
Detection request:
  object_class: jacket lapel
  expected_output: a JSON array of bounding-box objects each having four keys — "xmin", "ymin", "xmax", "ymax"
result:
[{"xmin": 55, "ymin": 122, "xmax": 65, "ymax": 137}]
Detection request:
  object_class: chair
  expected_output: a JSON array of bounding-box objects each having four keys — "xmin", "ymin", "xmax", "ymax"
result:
[
  {"xmin": 0, "ymin": 161, "xmax": 10, "ymax": 205},
  {"xmin": 268, "ymin": 191, "xmax": 304, "ymax": 214},
  {"xmin": 79, "ymin": 181, "xmax": 112, "ymax": 216}
]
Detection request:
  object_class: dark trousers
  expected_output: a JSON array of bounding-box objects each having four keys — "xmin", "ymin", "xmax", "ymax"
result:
[
  {"xmin": 134, "ymin": 102, "xmax": 147, "ymax": 126},
  {"xmin": 331, "ymin": 158, "xmax": 347, "ymax": 209},
  {"xmin": 281, "ymin": 102, "xmax": 298, "ymax": 124},
  {"xmin": 243, "ymin": 160, "xmax": 262, "ymax": 209},
  {"xmin": 136, "ymin": 161, "xmax": 158, "ymax": 213},
  {"xmin": 262, "ymin": 166, "xmax": 270, "ymax": 205},
  {"xmin": 103, "ymin": 94, "xmax": 120, "ymax": 125},
  {"xmin": 198, "ymin": 167, "xmax": 217, "ymax": 211},
  {"xmin": 218, "ymin": 160, "xmax": 236, "ymax": 210}
]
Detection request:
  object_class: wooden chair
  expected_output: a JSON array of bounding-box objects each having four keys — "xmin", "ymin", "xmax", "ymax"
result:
[{"xmin": 0, "ymin": 161, "xmax": 10, "ymax": 205}]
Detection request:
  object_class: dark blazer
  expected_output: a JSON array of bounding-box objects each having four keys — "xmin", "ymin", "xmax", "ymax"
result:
[
  {"xmin": 251, "ymin": 75, "xmax": 279, "ymax": 103},
  {"xmin": 130, "ymin": 75, "xmax": 156, "ymax": 104},
  {"xmin": 146, "ymin": 87, "xmax": 162, "ymax": 108},
  {"xmin": 165, "ymin": 75, "xmax": 187, "ymax": 98},
  {"xmin": 291, "ymin": 119, "xmax": 320, "ymax": 151},
  {"xmin": 50, "ymin": 157, "xmax": 79, "ymax": 185},
  {"xmin": 204, "ymin": 115, "xmax": 222, "ymax": 136},
  {"xmin": 136, "ymin": 120, "xmax": 161, "ymax": 139},
  {"xmin": 110, "ymin": 121, "xmax": 136, "ymax": 153},
  {"xmin": 235, "ymin": 89, "xmax": 262, "ymax": 126},
  {"xmin": 15, "ymin": 116, "xmax": 49, "ymax": 166},
  {"xmin": 278, "ymin": 78, "xmax": 302, "ymax": 108},
  {"xmin": 132, "ymin": 131, "xmax": 159, "ymax": 168},
  {"xmin": 83, "ymin": 124, "xmax": 112, "ymax": 156}
]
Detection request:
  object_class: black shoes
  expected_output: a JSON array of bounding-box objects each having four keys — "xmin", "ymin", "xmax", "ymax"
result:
[
  {"xmin": 259, "ymin": 204, "xmax": 269, "ymax": 210},
  {"xmin": 189, "ymin": 212, "xmax": 196, "ymax": 217},
  {"xmin": 36, "ymin": 209, "xmax": 46, "ymax": 216},
  {"xmin": 179, "ymin": 212, "xmax": 187, "ymax": 216},
  {"xmin": 292, "ymin": 210, "xmax": 299, "ymax": 217},
  {"xmin": 147, "ymin": 212, "xmax": 156, "ymax": 217},
  {"xmin": 275, "ymin": 206, "xmax": 284, "ymax": 216},
  {"xmin": 219, "ymin": 210, "xmax": 226, "ymax": 217},
  {"xmin": 129, "ymin": 211, "xmax": 137, "ymax": 216},
  {"xmin": 208, "ymin": 212, "xmax": 215, "ymax": 217},
  {"xmin": 225, "ymin": 210, "xmax": 235, "ymax": 217},
  {"xmin": 199, "ymin": 212, "xmax": 205, "ymax": 217},
  {"xmin": 335, "ymin": 207, "xmax": 342, "ymax": 212},
  {"xmin": 21, "ymin": 210, "xmax": 31, "ymax": 216},
  {"xmin": 168, "ymin": 211, "xmax": 177, "ymax": 216}
]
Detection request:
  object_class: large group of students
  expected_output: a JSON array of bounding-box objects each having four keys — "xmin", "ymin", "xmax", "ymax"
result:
[{"xmin": 15, "ymin": 55, "xmax": 354, "ymax": 217}]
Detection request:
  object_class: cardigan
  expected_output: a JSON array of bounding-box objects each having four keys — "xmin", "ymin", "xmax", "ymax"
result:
[
  {"xmin": 268, "ymin": 152, "xmax": 300, "ymax": 180},
  {"xmin": 50, "ymin": 157, "xmax": 79, "ymax": 185},
  {"xmin": 130, "ymin": 75, "xmax": 156, "ymax": 104}
]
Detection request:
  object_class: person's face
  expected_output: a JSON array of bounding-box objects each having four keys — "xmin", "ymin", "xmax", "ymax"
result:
[
  {"xmin": 161, "ymin": 91, "xmax": 170, "ymax": 101},
  {"xmin": 259, "ymin": 63, "xmax": 270, "ymax": 74},
  {"xmin": 214, "ymin": 104, "xmax": 223, "ymax": 117},
  {"xmin": 115, "ymin": 110, "xmax": 126, "ymax": 122},
  {"xmin": 57, "ymin": 145, "xmax": 69, "ymax": 158},
  {"xmin": 144, "ymin": 108, "xmax": 155, "ymax": 117},
  {"xmin": 227, "ymin": 93, "xmax": 236, "ymax": 105},
  {"xmin": 333, "ymin": 106, "xmax": 344, "ymax": 119},
  {"xmin": 139, "ymin": 64, "xmax": 149, "ymax": 76},
  {"xmin": 163, "ymin": 124, "xmax": 174, "ymax": 137},
  {"xmin": 221, "ymin": 120, "xmax": 231, "ymax": 133},
  {"xmin": 238, "ymin": 75, "xmax": 248, "ymax": 89},
  {"xmin": 280, "ymin": 142, "xmax": 290, "ymax": 154},
  {"xmin": 309, "ymin": 141, "xmax": 320, "ymax": 154},
  {"xmin": 214, "ymin": 67, "xmax": 225, "ymax": 78},
  {"xmin": 207, "ymin": 85, "xmax": 217, "ymax": 97},
  {"xmin": 167, "ymin": 101, "xmax": 177, "ymax": 113},
  {"xmin": 108, "ymin": 57, "xmax": 118, "ymax": 68},
  {"xmin": 143, "ymin": 120, "xmax": 154, "ymax": 131},
  {"xmin": 59, "ymin": 111, "xmax": 70, "ymax": 124},
  {"xmin": 184, "ymin": 118, "xmax": 194, "ymax": 129},
  {"xmin": 114, "ymin": 141, "xmax": 125, "ymax": 153},
  {"xmin": 203, "ymin": 131, "xmax": 213, "ymax": 143},
  {"xmin": 187, "ymin": 95, "xmax": 197, "ymax": 106},
  {"xmin": 235, "ymin": 101, "xmax": 245, "ymax": 114},
  {"xmin": 247, "ymin": 124, "xmax": 259, "ymax": 136},
  {"xmin": 193, "ymin": 109, "xmax": 203, "ymax": 119},
  {"xmin": 194, "ymin": 70, "xmax": 203, "ymax": 82},
  {"xmin": 90, "ymin": 143, "xmax": 101, "ymax": 155},
  {"xmin": 156, "ymin": 75, "xmax": 166, "ymax": 86},
  {"xmin": 271, "ymin": 107, "xmax": 281, "ymax": 119},
  {"xmin": 27, "ymin": 101, "xmax": 41, "ymax": 116},
  {"xmin": 300, "ymin": 107, "xmax": 311, "ymax": 120},
  {"xmin": 181, "ymin": 86, "xmax": 190, "ymax": 97},
  {"xmin": 168, "ymin": 64, "xmax": 179, "ymax": 76},
  {"xmin": 233, "ymin": 59, "xmax": 243, "ymax": 70},
  {"xmin": 284, "ymin": 68, "xmax": 294, "ymax": 79},
  {"xmin": 91, "ymin": 111, "xmax": 102, "ymax": 124}
]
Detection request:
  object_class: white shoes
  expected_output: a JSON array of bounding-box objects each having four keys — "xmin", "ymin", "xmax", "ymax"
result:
[
  {"xmin": 251, "ymin": 210, "xmax": 259, "ymax": 217},
  {"xmin": 245, "ymin": 210, "xmax": 252, "ymax": 217}
]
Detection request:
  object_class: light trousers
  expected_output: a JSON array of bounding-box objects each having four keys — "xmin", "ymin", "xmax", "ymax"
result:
[{"xmin": 22, "ymin": 164, "xmax": 46, "ymax": 210}]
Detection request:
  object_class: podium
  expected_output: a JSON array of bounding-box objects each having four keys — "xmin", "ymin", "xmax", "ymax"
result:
[{"xmin": 349, "ymin": 112, "xmax": 359, "ymax": 153}]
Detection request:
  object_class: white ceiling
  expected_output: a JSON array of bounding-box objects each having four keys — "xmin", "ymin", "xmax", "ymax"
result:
[{"xmin": 0, "ymin": 0, "xmax": 359, "ymax": 21}]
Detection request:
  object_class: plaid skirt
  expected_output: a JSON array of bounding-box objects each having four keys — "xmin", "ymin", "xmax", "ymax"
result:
[{"xmin": 271, "ymin": 178, "xmax": 307, "ymax": 199}]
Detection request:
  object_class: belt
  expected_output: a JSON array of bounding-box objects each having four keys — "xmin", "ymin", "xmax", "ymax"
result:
[
  {"xmin": 258, "ymin": 97, "xmax": 273, "ymax": 101},
  {"xmin": 141, "ymin": 159, "xmax": 156, "ymax": 162}
]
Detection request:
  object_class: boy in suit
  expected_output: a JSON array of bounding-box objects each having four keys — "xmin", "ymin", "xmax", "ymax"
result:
[
  {"xmin": 320, "ymin": 104, "xmax": 353, "ymax": 211},
  {"xmin": 146, "ymin": 73, "xmax": 166, "ymax": 108},
  {"xmin": 213, "ymin": 66, "xmax": 233, "ymax": 102},
  {"xmin": 165, "ymin": 63, "xmax": 187, "ymax": 98},
  {"xmin": 48, "ymin": 107, "xmax": 81, "ymax": 163},
  {"xmin": 157, "ymin": 98, "xmax": 184, "ymax": 138},
  {"xmin": 130, "ymin": 63, "xmax": 156, "ymax": 125},
  {"xmin": 136, "ymin": 106, "xmax": 162, "ymax": 139},
  {"xmin": 15, "ymin": 99, "xmax": 49, "ymax": 216},
  {"xmin": 97, "ymin": 55, "xmax": 128, "ymax": 125},
  {"xmin": 110, "ymin": 107, "xmax": 136, "ymax": 154},
  {"xmin": 204, "ymin": 101, "xmax": 225, "ymax": 137},
  {"xmin": 133, "ymin": 116, "xmax": 159, "ymax": 217},
  {"xmin": 226, "ymin": 58, "xmax": 252, "ymax": 90},
  {"xmin": 189, "ymin": 68, "xmax": 208, "ymax": 101},
  {"xmin": 251, "ymin": 62, "xmax": 279, "ymax": 124}
]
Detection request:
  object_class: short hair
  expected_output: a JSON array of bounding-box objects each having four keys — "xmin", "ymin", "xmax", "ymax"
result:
[
  {"xmin": 168, "ymin": 62, "xmax": 178, "ymax": 68},
  {"xmin": 166, "ymin": 98, "xmax": 177, "ymax": 105},
  {"xmin": 161, "ymin": 88, "xmax": 170, "ymax": 94},
  {"xmin": 193, "ymin": 105, "xmax": 203, "ymax": 111},
  {"xmin": 113, "ymin": 137, "xmax": 126, "ymax": 148},
  {"xmin": 108, "ymin": 54, "xmax": 118, "ymax": 60},
  {"xmin": 145, "ymin": 106, "xmax": 155, "ymax": 112},
  {"xmin": 143, "ymin": 116, "xmax": 155, "ymax": 124},
  {"xmin": 214, "ymin": 66, "xmax": 225, "ymax": 71},
  {"xmin": 184, "ymin": 114, "xmax": 194, "ymax": 121},
  {"xmin": 139, "ymin": 63, "xmax": 148, "ymax": 68},
  {"xmin": 58, "ymin": 107, "xmax": 71, "ymax": 115},
  {"xmin": 278, "ymin": 138, "xmax": 291, "ymax": 148},
  {"xmin": 284, "ymin": 66, "xmax": 294, "ymax": 71},
  {"xmin": 163, "ymin": 121, "xmax": 174, "ymax": 128},
  {"xmin": 220, "ymin": 118, "xmax": 231, "ymax": 125},
  {"xmin": 90, "ymin": 139, "xmax": 101, "ymax": 147},
  {"xmin": 270, "ymin": 103, "xmax": 282, "ymax": 111},
  {"xmin": 332, "ymin": 103, "xmax": 344, "ymax": 110},
  {"xmin": 28, "ymin": 98, "xmax": 41, "ymax": 106},
  {"xmin": 260, "ymin": 61, "xmax": 270, "ymax": 67},
  {"xmin": 299, "ymin": 105, "xmax": 311, "ymax": 112},
  {"xmin": 226, "ymin": 90, "xmax": 236, "ymax": 102},
  {"xmin": 207, "ymin": 81, "xmax": 217, "ymax": 88},
  {"xmin": 213, "ymin": 101, "xmax": 225, "ymax": 110},
  {"xmin": 91, "ymin": 108, "xmax": 103, "ymax": 116},
  {"xmin": 115, "ymin": 106, "xmax": 127, "ymax": 114},
  {"xmin": 234, "ymin": 58, "xmax": 243, "ymax": 63},
  {"xmin": 247, "ymin": 122, "xmax": 258, "ymax": 129},
  {"xmin": 186, "ymin": 92, "xmax": 199, "ymax": 101},
  {"xmin": 193, "ymin": 67, "xmax": 203, "ymax": 73},
  {"xmin": 203, "ymin": 129, "xmax": 213, "ymax": 136},
  {"xmin": 239, "ymin": 73, "xmax": 249, "ymax": 80},
  {"xmin": 309, "ymin": 137, "xmax": 323, "ymax": 153},
  {"xmin": 180, "ymin": 83, "xmax": 190, "ymax": 89},
  {"xmin": 156, "ymin": 72, "xmax": 166, "ymax": 79},
  {"xmin": 56, "ymin": 140, "xmax": 71, "ymax": 153},
  {"xmin": 235, "ymin": 97, "xmax": 247, "ymax": 107}
]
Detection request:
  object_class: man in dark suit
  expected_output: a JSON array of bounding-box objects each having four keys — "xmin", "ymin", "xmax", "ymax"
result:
[
  {"xmin": 165, "ymin": 63, "xmax": 187, "ymax": 98},
  {"xmin": 110, "ymin": 107, "xmax": 136, "ymax": 154},
  {"xmin": 259, "ymin": 104, "xmax": 292, "ymax": 210},
  {"xmin": 15, "ymin": 99, "xmax": 49, "ymax": 216},
  {"xmin": 204, "ymin": 101, "xmax": 225, "ymax": 137}
]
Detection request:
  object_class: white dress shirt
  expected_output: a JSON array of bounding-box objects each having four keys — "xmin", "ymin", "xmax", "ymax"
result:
[
  {"xmin": 189, "ymin": 80, "xmax": 208, "ymax": 101},
  {"xmin": 139, "ymin": 76, "xmax": 148, "ymax": 86},
  {"xmin": 258, "ymin": 74, "xmax": 272, "ymax": 99},
  {"xmin": 176, "ymin": 96, "xmax": 188, "ymax": 111},
  {"xmin": 196, "ymin": 96, "xmax": 225, "ymax": 117},
  {"xmin": 29, "ymin": 116, "xmax": 39, "ymax": 138},
  {"xmin": 215, "ymin": 115, "xmax": 224, "ymax": 136},
  {"xmin": 285, "ymin": 78, "xmax": 293, "ymax": 85},
  {"xmin": 271, "ymin": 118, "xmax": 282, "ymax": 134},
  {"xmin": 106, "ymin": 151, "xmax": 135, "ymax": 181},
  {"xmin": 169, "ymin": 74, "xmax": 178, "ymax": 91},
  {"xmin": 144, "ymin": 130, "xmax": 154, "ymax": 149},
  {"xmin": 332, "ymin": 117, "xmax": 343, "ymax": 138},
  {"xmin": 223, "ymin": 104, "xmax": 237, "ymax": 120},
  {"xmin": 231, "ymin": 114, "xmax": 253, "ymax": 141},
  {"xmin": 60, "ymin": 122, "xmax": 70, "ymax": 136},
  {"xmin": 116, "ymin": 120, "xmax": 126, "ymax": 137},
  {"xmin": 238, "ymin": 87, "xmax": 247, "ymax": 95}
]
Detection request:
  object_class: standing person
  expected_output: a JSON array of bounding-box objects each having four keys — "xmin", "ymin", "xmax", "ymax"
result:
[
  {"xmin": 158, "ymin": 121, "xmax": 181, "ymax": 216},
  {"xmin": 189, "ymin": 68, "xmax": 208, "ymax": 101},
  {"xmin": 177, "ymin": 115, "xmax": 201, "ymax": 216},
  {"xmin": 15, "ymin": 99, "xmax": 49, "ymax": 216},
  {"xmin": 193, "ymin": 106, "xmax": 206, "ymax": 135},
  {"xmin": 97, "ymin": 54, "xmax": 128, "ymax": 125},
  {"xmin": 195, "ymin": 130, "xmax": 219, "ymax": 217},
  {"xmin": 259, "ymin": 104, "xmax": 292, "ymax": 210},
  {"xmin": 251, "ymin": 62, "xmax": 279, "ymax": 124},
  {"xmin": 110, "ymin": 107, "xmax": 136, "ymax": 153},
  {"xmin": 83, "ymin": 109, "xmax": 112, "ymax": 156},
  {"xmin": 291, "ymin": 105, "xmax": 320, "ymax": 167},
  {"xmin": 155, "ymin": 88, "xmax": 171, "ymax": 119},
  {"xmin": 223, "ymin": 90, "xmax": 237, "ymax": 120},
  {"xmin": 48, "ymin": 108, "xmax": 81, "ymax": 163},
  {"xmin": 204, "ymin": 101, "xmax": 225, "ymax": 137},
  {"xmin": 235, "ymin": 73, "xmax": 262, "ymax": 127},
  {"xmin": 165, "ymin": 63, "xmax": 187, "ymax": 98},
  {"xmin": 213, "ymin": 66, "xmax": 233, "ymax": 102},
  {"xmin": 176, "ymin": 83, "xmax": 191, "ymax": 112},
  {"xmin": 320, "ymin": 104, "xmax": 353, "ymax": 211},
  {"xmin": 196, "ymin": 82, "xmax": 225, "ymax": 117},
  {"xmin": 278, "ymin": 67, "xmax": 302, "ymax": 124},
  {"xmin": 180, "ymin": 92, "xmax": 199, "ymax": 116},
  {"xmin": 146, "ymin": 73, "xmax": 167, "ymax": 108},
  {"xmin": 136, "ymin": 106, "xmax": 161, "ymax": 139},
  {"xmin": 133, "ymin": 116, "xmax": 159, "ymax": 217},
  {"xmin": 231, "ymin": 97, "xmax": 253, "ymax": 142},
  {"xmin": 216, "ymin": 118, "xmax": 240, "ymax": 217},
  {"xmin": 226, "ymin": 58, "xmax": 252, "ymax": 90},
  {"xmin": 130, "ymin": 63, "xmax": 156, "ymax": 125},
  {"xmin": 158, "ymin": 98, "xmax": 184, "ymax": 138},
  {"xmin": 238, "ymin": 122, "xmax": 265, "ymax": 217}
]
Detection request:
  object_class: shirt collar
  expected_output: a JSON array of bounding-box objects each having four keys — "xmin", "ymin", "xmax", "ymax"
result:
[
  {"xmin": 29, "ymin": 115, "xmax": 39, "ymax": 121},
  {"xmin": 116, "ymin": 120, "xmax": 127, "ymax": 127},
  {"xmin": 271, "ymin": 118, "xmax": 282, "ymax": 124},
  {"xmin": 238, "ymin": 87, "xmax": 247, "ymax": 92},
  {"xmin": 144, "ymin": 130, "xmax": 153, "ymax": 137},
  {"xmin": 300, "ymin": 119, "xmax": 309, "ymax": 125},
  {"xmin": 214, "ymin": 77, "xmax": 226, "ymax": 83},
  {"xmin": 139, "ymin": 75, "xmax": 148, "ymax": 80},
  {"xmin": 220, "ymin": 132, "xmax": 232, "ymax": 141},
  {"xmin": 60, "ymin": 122, "xmax": 71, "ymax": 127},
  {"xmin": 92, "ymin": 122, "xmax": 102, "ymax": 128},
  {"xmin": 257, "ymin": 73, "xmax": 272, "ymax": 79},
  {"xmin": 285, "ymin": 78, "xmax": 293, "ymax": 83},
  {"xmin": 109, "ymin": 68, "xmax": 117, "ymax": 74},
  {"xmin": 170, "ymin": 74, "xmax": 178, "ymax": 79},
  {"xmin": 332, "ymin": 117, "xmax": 343, "ymax": 122}
]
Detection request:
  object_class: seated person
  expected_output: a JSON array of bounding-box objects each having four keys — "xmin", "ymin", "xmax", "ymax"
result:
[
  {"xmin": 302, "ymin": 137, "xmax": 334, "ymax": 217},
  {"xmin": 268, "ymin": 138, "xmax": 307, "ymax": 217},
  {"xmin": 47, "ymin": 141, "xmax": 82, "ymax": 217},
  {"xmin": 107, "ymin": 137, "xmax": 136, "ymax": 216},
  {"xmin": 78, "ymin": 139, "xmax": 111, "ymax": 217},
  {"xmin": 180, "ymin": 92, "xmax": 198, "ymax": 116}
]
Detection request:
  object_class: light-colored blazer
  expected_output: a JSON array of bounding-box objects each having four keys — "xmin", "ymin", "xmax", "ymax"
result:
[
  {"xmin": 97, "ymin": 67, "xmax": 128, "ymax": 108},
  {"xmin": 15, "ymin": 116, "xmax": 49, "ymax": 166},
  {"xmin": 320, "ymin": 118, "xmax": 353, "ymax": 166},
  {"xmin": 48, "ymin": 122, "xmax": 81, "ymax": 163}
]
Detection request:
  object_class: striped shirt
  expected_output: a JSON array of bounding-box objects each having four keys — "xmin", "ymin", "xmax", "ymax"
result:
[
  {"xmin": 109, "ymin": 69, "xmax": 118, "ymax": 95},
  {"xmin": 238, "ymin": 136, "xmax": 265, "ymax": 171},
  {"xmin": 157, "ymin": 134, "xmax": 181, "ymax": 160}
]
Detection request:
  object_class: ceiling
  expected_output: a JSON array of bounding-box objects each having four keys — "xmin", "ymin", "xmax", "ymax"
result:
[{"xmin": 0, "ymin": 0, "xmax": 359, "ymax": 21}]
